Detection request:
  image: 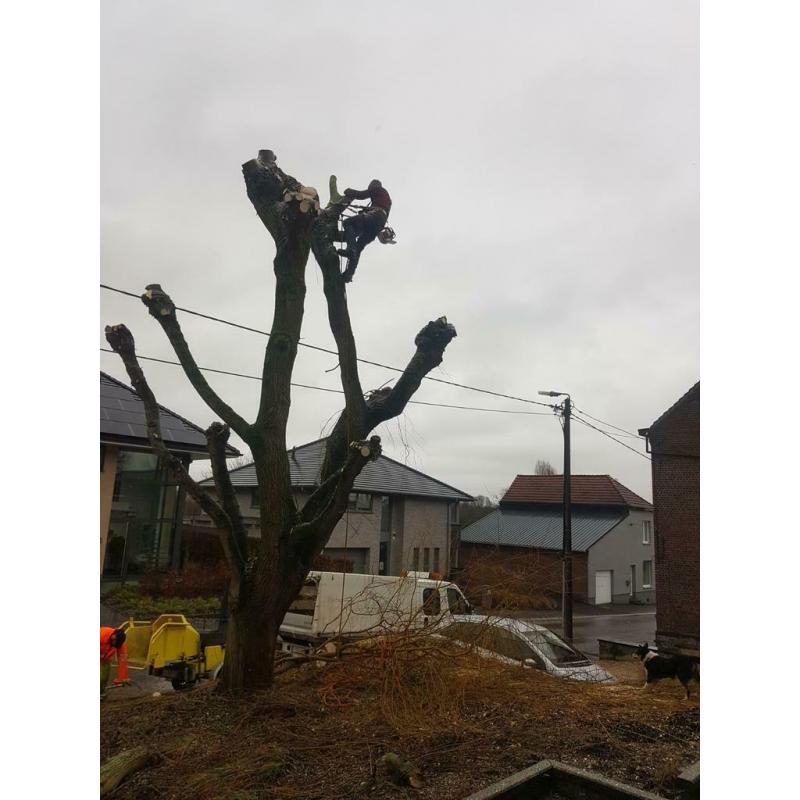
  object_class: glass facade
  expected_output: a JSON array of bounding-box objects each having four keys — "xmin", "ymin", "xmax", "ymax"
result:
[{"xmin": 103, "ymin": 450, "xmax": 184, "ymax": 579}]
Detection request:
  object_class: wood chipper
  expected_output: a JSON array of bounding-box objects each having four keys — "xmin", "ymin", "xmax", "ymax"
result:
[{"xmin": 120, "ymin": 614, "xmax": 224, "ymax": 690}]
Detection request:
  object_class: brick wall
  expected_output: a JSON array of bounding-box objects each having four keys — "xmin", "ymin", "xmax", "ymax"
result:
[{"xmin": 648, "ymin": 383, "xmax": 700, "ymax": 651}]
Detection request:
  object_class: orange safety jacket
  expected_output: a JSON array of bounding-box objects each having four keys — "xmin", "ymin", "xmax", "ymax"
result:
[{"xmin": 100, "ymin": 626, "xmax": 129, "ymax": 683}]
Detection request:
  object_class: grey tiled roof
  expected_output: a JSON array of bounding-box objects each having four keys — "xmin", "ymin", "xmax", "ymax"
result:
[
  {"xmin": 460, "ymin": 507, "xmax": 626, "ymax": 552},
  {"xmin": 201, "ymin": 438, "xmax": 473, "ymax": 501},
  {"xmin": 100, "ymin": 372, "xmax": 240, "ymax": 456}
]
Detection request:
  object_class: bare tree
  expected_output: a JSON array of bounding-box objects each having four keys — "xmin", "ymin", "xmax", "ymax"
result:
[
  {"xmin": 105, "ymin": 150, "xmax": 457, "ymax": 690},
  {"xmin": 534, "ymin": 459, "xmax": 557, "ymax": 475},
  {"xmin": 460, "ymin": 494, "xmax": 498, "ymax": 527}
]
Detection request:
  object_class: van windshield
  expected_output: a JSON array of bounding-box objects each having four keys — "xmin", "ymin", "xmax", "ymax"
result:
[
  {"xmin": 446, "ymin": 587, "xmax": 471, "ymax": 615},
  {"xmin": 523, "ymin": 628, "xmax": 589, "ymax": 665}
]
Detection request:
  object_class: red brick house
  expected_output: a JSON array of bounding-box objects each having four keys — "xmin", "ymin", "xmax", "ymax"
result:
[
  {"xmin": 459, "ymin": 475, "xmax": 654, "ymax": 606},
  {"xmin": 639, "ymin": 382, "xmax": 700, "ymax": 654}
]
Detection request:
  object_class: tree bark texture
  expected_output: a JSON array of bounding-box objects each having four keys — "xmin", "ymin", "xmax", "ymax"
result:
[
  {"xmin": 105, "ymin": 151, "xmax": 457, "ymax": 690},
  {"xmin": 100, "ymin": 746, "xmax": 158, "ymax": 796}
]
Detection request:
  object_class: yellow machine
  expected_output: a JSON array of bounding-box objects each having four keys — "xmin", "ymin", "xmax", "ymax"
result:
[{"xmin": 121, "ymin": 614, "xmax": 224, "ymax": 690}]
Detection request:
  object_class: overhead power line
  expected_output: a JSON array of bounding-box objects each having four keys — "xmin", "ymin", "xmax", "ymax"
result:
[
  {"xmin": 571, "ymin": 404, "xmax": 644, "ymax": 439},
  {"xmin": 100, "ymin": 283, "xmax": 556, "ymax": 409},
  {"xmin": 572, "ymin": 414, "xmax": 651, "ymax": 461},
  {"xmin": 100, "ymin": 348, "xmax": 554, "ymax": 416}
]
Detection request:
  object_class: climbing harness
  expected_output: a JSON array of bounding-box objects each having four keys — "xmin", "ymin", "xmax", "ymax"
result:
[{"xmin": 336, "ymin": 202, "xmax": 398, "ymax": 279}]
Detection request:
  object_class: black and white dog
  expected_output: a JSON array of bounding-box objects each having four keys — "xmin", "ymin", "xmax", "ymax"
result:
[{"xmin": 634, "ymin": 642, "xmax": 699, "ymax": 699}]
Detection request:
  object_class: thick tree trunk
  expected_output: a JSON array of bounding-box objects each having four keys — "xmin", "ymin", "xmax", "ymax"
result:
[{"xmin": 221, "ymin": 603, "xmax": 280, "ymax": 691}]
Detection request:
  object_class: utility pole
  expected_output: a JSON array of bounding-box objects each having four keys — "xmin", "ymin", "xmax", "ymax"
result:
[
  {"xmin": 561, "ymin": 395, "xmax": 573, "ymax": 642},
  {"xmin": 539, "ymin": 390, "xmax": 573, "ymax": 642}
]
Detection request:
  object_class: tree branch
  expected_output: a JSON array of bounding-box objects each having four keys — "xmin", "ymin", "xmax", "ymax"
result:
[
  {"xmin": 291, "ymin": 437, "xmax": 382, "ymax": 562},
  {"xmin": 366, "ymin": 317, "xmax": 458, "ymax": 427},
  {"xmin": 311, "ymin": 176, "xmax": 366, "ymax": 420},
  {"xmin": 139, "ymin": 285, "xmax": 252, "ymax": 442},
  {"xmin": 242, "ymin": 150, "xmax": 314, "ymax": 462},
  {"xmin": 241, "ymin": 149, "xmax": 302, "ymax": 244},
  {"xmin": 104, "ymin": 324, "xmax": 245, "ymax": 580},
  {"xmin": 322, "ymin": 317, "xmax": 458, "ymax": 482},
  {"xmin": 205, "ymin": 422, "xmax": 249, "ymax": 571}
]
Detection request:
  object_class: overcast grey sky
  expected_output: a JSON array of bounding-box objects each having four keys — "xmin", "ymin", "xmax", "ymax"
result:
[{"xmin": 100, "ymin": 0, "xmax": 698, "ymax": 502}]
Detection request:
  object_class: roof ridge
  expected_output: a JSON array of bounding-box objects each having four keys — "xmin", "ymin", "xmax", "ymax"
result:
[
  {"xmin": 198, "ymin": 438, "xmax": 473, "ymax": 499},
  {"xmin": 513, "ymin": 473, "xmax": 615, "ymax": 478}
]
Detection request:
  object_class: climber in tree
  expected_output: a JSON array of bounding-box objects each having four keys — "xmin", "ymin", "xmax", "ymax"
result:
[{"xmin": 336, "ymin": 179, "xmax": 392, "ymax": 282}]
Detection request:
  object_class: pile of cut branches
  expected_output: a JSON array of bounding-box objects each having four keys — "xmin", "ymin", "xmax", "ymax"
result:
[{"xmin": 101, "ymin": 629, "xmax": 699, "ymax": 800}]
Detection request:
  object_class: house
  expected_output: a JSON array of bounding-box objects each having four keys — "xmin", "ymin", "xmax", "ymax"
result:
[
  {"xmin": 459, "ymin": 475, "xmax": 655, "ymax": 605},
  {"xmin": 639, "ymin": 382, "xmax": 700, "ymax": 654},
  {"xmin": 190, "ymin": 438, "xmax": 473, "ymax": 576},
  {"xmin": 100, "ymin": 371, "xmax": 239, "ymax": 580}
]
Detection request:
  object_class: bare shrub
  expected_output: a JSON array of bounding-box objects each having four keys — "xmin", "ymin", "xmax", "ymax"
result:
[
  {"xmin": 459, "ymin": 550, "xmax": 560, "ymax": 610},
  {"xmin": 138, "ymin": 563, "xmax": 230, "ymax": 598}
]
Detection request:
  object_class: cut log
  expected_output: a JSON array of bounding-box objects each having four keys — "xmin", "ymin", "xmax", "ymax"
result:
[{"xmin": 100, "ymin": 746, "xmax": 157, "ymax": 796}]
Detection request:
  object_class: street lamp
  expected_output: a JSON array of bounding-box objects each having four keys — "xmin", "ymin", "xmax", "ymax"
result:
[{"xmin": 539, "ymin": 390, "xmax": 573, "ymax": 642}]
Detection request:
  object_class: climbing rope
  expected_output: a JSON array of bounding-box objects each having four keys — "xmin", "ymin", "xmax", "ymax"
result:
[{"xmin": 336, "ymin": 505, "xmax": 352, "ymax": 644}]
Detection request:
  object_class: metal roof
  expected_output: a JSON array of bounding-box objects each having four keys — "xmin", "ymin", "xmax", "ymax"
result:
[
  {"xmin": 100, "ymin": 372, "xmax": 240, "ymax": 457},
  {"xmin": 459, "ymin": 507, "xmax": 626, "ymax": 552},
  {"xmin": 201, "ymin": 438, "xmax": 473, "ymax": 501}
]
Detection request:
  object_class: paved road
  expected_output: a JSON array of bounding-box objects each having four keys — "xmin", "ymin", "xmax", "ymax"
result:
[{"xmin": 520, "ymin": 608, "xmax": 656, "ymax": 656}]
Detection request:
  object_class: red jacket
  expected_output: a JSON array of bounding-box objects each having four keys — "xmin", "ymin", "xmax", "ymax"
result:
[
  {"xmin": 100, "ymin": 626, "xmax": 129, "ymax": 682},
  {"xmin": 346, "ymin": 185, "xmax": 392, "ymax": 214}
]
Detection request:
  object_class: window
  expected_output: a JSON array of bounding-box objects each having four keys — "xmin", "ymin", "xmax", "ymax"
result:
[
  {"xmin": 422, "ymin": 588, "xmax": 441, "ymax": 616},
  {"xmin": 523, "ymin": 628, "xmax": 589, "ymax": 666},
  {"xmin": 433, "ymin": 547, "xmax": 440, "ymax": 573},
  {"xmin": 347, "ymin": 492, "xmax": 372, "ymax": 513},
  {"xmin": 449, "ymin": 503, "xmax": 460, "ymax": 525},
  {"xmin": 489, "ymin": 627, "xmax": 535, "ymax": 662},
  {"xmin": 412, "ymin": 548, "xmax": 420, "ymax": 570},
  {"xmin": 440, "ymin": 621, "xmax": 479, "ymax": 643},
  {"xmin": 380, "ymin": 496, "xmax": 391, "ymax": 533},
  {"xmin": 378, "ymin": 541, "xmax": 388, "ymax": 576},
  {"xmin": 446, "ymin": 587, "xmax": 471, "ymax": 615},
  {"xmin": 251, "ymin": 488, "xmax": 260, "ymax": 508},
  {"xmin": 423, "ymin": 548, "xmax": 430, "ymax": 571},
  {"xmin": 642, "ymin": 560, "xmax": 653, "ymax": 588},
  {"xmin": 642, "ymin": 520, "xmax": 652, "ymax": 545}
]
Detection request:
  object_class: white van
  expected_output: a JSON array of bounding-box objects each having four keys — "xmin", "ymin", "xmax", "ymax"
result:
[{"xmin": 279, "ymin": 571, "xmax": 472, "ymax": 652}]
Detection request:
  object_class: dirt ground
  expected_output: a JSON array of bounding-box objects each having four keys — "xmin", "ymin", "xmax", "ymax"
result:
[{"xmin": 101, "ymin": 645, "xmax": 698, "ymax": 800}]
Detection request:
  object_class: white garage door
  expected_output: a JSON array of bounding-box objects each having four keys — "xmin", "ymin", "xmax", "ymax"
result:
[{"xmin": 595, "ymin": 571, "xmax": 612, "ymax": 605}]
